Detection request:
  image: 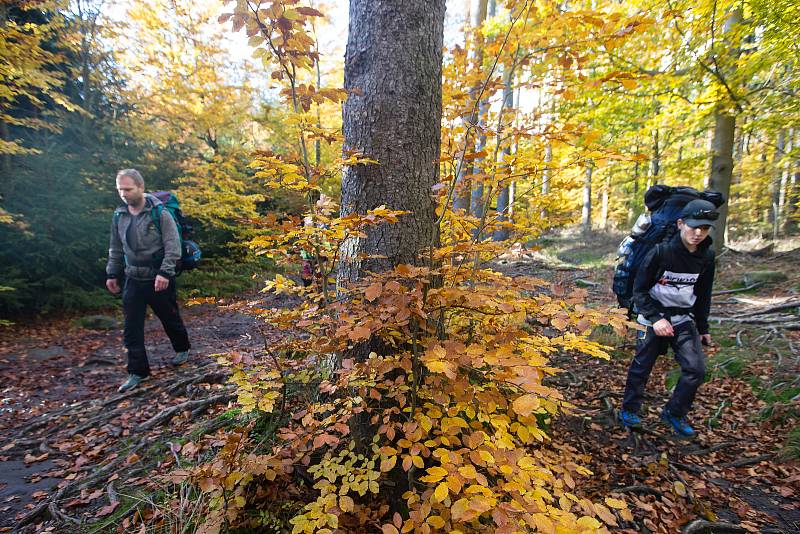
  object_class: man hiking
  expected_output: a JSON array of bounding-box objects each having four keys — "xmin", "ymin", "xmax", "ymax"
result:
[
  {"xmin": 618, "ymin": 199, "xmax": 718, "ymax": 438},
  {"xmin": 106, "ymin": 169, "xmax": 190, "ymax": 392}
]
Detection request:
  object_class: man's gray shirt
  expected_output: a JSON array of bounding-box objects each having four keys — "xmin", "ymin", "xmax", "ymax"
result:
[{"xmin": 107, "ymin": 194, "xmax": 181, "ymax": 280}]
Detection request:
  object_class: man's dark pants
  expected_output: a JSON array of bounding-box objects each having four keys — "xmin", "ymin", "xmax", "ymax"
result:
[
  {"xmin": 622, "ymin": 321, "xmax": 706, "ymax": 418},
  {"xmin": 122, "ymin": 277, "xmax": 190, "ymax": 377}
]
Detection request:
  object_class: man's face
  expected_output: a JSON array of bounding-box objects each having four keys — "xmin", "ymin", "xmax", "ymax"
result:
[
  {"xmin": 678, "ymin": 219, "xmax": 711, "ymax": 247},
  {"xmin": 116, "ymin": 176, "xmax": 144, "ymax": 206}
]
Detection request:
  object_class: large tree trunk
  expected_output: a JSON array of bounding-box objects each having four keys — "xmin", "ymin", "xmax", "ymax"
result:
[
  {"xmin": 708, "ymin": 7, "xmax": 743, "ymax": 254},
  {"xmin": 338, "ymin": 0, "xmax": 445, "ymax": 283}
]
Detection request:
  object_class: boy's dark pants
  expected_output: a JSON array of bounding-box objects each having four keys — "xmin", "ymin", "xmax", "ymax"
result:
[
  {"xmin": 622, "ymin": 321, "xmax": 706, "ymax": 418},
  {"xmin": 122, "ymin": 277, "xmax": 190, "ymax": 377}
]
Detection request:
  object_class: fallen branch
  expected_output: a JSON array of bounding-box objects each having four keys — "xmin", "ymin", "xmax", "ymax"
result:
[
  {"xmin": 614, "ymin": 485, "xmax": 664, "ymax": 497},
  {"xmin": 737, "ymin": 299, "xmax": 800, "ymax": 318},
  {"xmin": 719, "ymin": 454, "xmax": 773, "ymax": 468},
  {"xmin": 681, "ymin": 442, "xmax": 736, "ymax": 457},
  {"xmin": 681, "ymin": 519, "xmax": 746, "ymax": 533},
  {"xmin": 136, "ymin": 392, "xmax": 234, "ymax": 431},
  {"xmin": 712, "ymin": 282, "xmax": 764, "ymax": 296}
]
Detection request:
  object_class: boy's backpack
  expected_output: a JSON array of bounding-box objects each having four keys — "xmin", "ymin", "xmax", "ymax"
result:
[
  {"xmin": 150, "ymin": 191, "xmax": 201, "ymax": 273},
  {"xmin": 612, "ymin": 185, "xmax": 724, "ymax": 312}
]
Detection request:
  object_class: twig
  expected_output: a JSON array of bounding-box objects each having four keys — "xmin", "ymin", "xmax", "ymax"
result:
[
  {"xmin": 681, "ymin": 519, "xmax": 746, "ymax": 533},
  {"xmin": 719, "ymin": 454, "xmax": 772, "ymax": 468},
  {"xmin": 682, "ymin": 441, "xmax": 735, "ymax": 457},
  {"xmin": 737, "ymin": 299, "xmax": 800, "ymax": 318},
  {"xmin": 712, "ymin": 281, "xmax": 764, "ymax": 296},
  {"xmin": 614, "ymin": 485, "xmax": 663, "ymax": 497}
]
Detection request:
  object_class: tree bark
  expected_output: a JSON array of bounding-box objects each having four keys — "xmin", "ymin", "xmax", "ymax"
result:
[
  {"xmin": 338, "ymin": 0, "xmax": 445, "ymax": 284},
  {"xmin": 707, "ymin": 7, "xmax": 743, "ymax": 254}
]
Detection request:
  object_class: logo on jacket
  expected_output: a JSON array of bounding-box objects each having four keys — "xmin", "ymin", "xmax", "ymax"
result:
[{"xmin": 659, "ymin": 270, "xmax": 699, "ymax": 286}]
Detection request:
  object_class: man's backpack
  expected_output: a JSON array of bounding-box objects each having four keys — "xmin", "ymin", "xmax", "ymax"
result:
[
  {"xmin": 150, "ymin": 191, "xmax": 201, "ymax": 273},
  {"xmin": 612, "ymin": 185, "xmax": 724, "ymax": 312}
]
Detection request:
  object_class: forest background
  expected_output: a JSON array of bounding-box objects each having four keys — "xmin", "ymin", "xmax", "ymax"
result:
[
  {"xmin": 1, "ymin": 0, "xmax": 798, "ymax": 316},
  {"xmin": 2, "ymin": 0, "xmax": 800, "ymax": 533}
]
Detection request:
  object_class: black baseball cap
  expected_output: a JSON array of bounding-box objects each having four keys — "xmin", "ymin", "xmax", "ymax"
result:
[{"xmin": 680, "ymin": 199, "xmax": 719, "ymax": 228}]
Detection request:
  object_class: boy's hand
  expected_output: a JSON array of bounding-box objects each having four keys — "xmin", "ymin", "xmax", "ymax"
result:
[
  {"xmin": 652, "ymin": 318, "xmax": 674, "ymax": 337},
  {"xmin": 701, "ymin": 334, "xmax": 712, "ymax": 346}
]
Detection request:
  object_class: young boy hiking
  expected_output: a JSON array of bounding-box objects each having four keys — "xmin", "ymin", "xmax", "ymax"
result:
[
  {"xmin": 106, "ymin": 169, "xmax": 191, "ymax": 393},
  {"xmin": 619, "ymin": 198, "xmax": 719, "ymax": 438}
]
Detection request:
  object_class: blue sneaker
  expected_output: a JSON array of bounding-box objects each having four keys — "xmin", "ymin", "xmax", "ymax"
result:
[
  {"xmin": 619, "ymin": 410, "xmax": 642, "ymax": 428},
  {"xmin": 661, "ymin": 408, "xmax": 696, "ymax": 438}
]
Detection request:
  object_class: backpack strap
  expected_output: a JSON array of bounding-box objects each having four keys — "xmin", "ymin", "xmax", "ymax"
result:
[{"xmin": 150, "ymin": 203, "xmax": 163, "ymax": 233}]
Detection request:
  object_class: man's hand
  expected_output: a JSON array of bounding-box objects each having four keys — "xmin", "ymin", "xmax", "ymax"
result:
[
  {"xmin": 701, "ymin": 334, "xmax": 712, "ymax": 346},
  {"xmin": 652, "ymin": 318, "xmax": 674, "ymax": 337},
  {"xmin": 106, "ymin": 278, "xmax": 120, "ymax": 294},
  {"xmin": 154, "ymin": 275, "xmax": 170, "ymax": 292}
]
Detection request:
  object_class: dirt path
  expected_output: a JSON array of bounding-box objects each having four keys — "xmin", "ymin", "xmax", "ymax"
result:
[{"xmin": 0, "ymin": 302, "xmax": 266, "ymax": 532}]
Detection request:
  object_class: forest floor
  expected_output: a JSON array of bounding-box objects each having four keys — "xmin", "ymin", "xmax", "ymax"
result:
[{"xmin": 1, "ymin": 232, "xmax": 799, "ymax": 533}]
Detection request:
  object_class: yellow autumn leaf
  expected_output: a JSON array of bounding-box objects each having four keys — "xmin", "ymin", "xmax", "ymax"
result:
[
  {"xmin": 605, "ymin": 497, "xmax": 626, "ymax": 509},
  {"xmin": 433, "ymin": 482, "xmax": 449, "ymax": 502},
  {"xmin": 424, "ymin": 359, "xmax": 457, "ymax": 379},
  {"xmin": 511, "ymin": 394, "xmax": 540, "ymax": 415},
  {"xmin": 426, "ymin": 515, "xmax": 446, "ymax": 528},
  {"xmin": 339, "ymin": 495, "xmax": 354, "ymax": 512}
]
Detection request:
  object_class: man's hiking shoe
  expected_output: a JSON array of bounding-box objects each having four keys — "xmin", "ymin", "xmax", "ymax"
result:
[
  {"xmin": 170, "ymin": 350, "xmax": 189, "ymax": 366},
  {"xmin": 619, "ymin": 410, "xmax": 642, "ymax": 428},
  {"xmin": 118, "ymin": 374, "xmax": 145, "ymax": 393},
  {"xmin": 661, "ymin": 408, "xmax": 696, "ymax": 438}
]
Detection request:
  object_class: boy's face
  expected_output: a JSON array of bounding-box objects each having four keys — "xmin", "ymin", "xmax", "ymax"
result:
[{"xmin": 677, "ymin": 219, "xmax": 711, "ymax": 248}]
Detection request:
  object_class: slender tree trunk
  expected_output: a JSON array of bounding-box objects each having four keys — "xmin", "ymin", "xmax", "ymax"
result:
[
  {"xmin": 708, "ymin": 7, "xmax": 743, "ymax": 254},
  {"xmin": 540, "ymin": 142, "xmax": 552, "ymax": 221},
  {"xmin": 582, "ymin": 163, "xmax": 593, "ymax": 234},
  {"xmin": 650, "ymin": 128, "xmax": 660, "ymax": 185},
  {"xmin": 493, "ymin": 58, "xmax": 515, "ymax": 241},
  {"xmin": 338, "ymin": 0, "xmax": 445, "ymax": 283},
  {"xmin": 780, "ymin": 128, "xmax": 794, "ymax": 234},
  {"xmin": 469, "ymin": 0, "xmax": 493, "ymax": 219},
  {"xmin": 600, "ymin": 169, "xmax": 610, "ymax": 231},
  {"xmin": 789, "ymin": 129, "xmax": 800, "ymax": 234},
  {"xmin": 454, "ymin": 0, "xmax": 489, "ymax": 214},
  {"xmin": 770, "ymin": 130, "xmax": 785, "ymax": 232},
  {"xmin": 629, "ymin": 140, "xmax": 640, "ymax": 225}
]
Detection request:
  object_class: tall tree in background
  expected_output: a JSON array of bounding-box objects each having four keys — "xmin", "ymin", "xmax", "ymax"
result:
[
  {"xmin": 708, "ymin": 7, "xmax": 743, "ymax": 252},
  {"xmin": 338, "ymin": 0, "xmax": 445, "ymax": 285}
]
